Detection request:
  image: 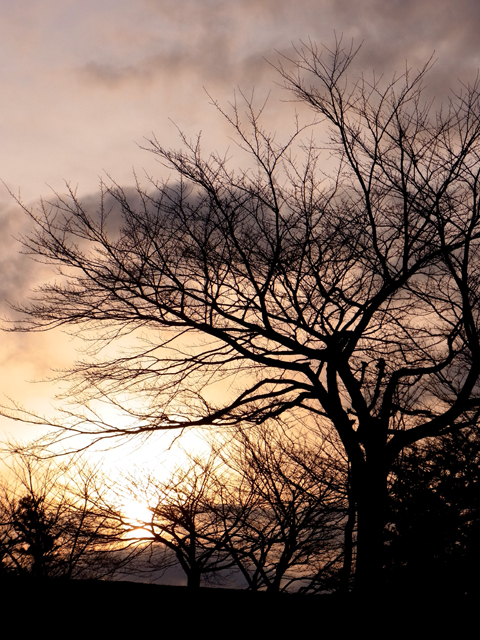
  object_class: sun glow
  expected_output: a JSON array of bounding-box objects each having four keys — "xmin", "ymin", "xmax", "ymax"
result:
[{"xmin": 121, "ymin": 499, "xmax": 154, "ymax": 540}]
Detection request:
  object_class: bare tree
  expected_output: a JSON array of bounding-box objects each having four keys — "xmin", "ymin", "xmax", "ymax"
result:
[
  {"xmin": 211, "ymin": 425, "xmax": 346, "ymax": 593},
  {"xmin": 96, "ymin": 427, "xmax": 346, "ymax": 592},
  {"xmin": 100, "ymin": 454, "xmax": 239, "ymax": 589},
  {"xmin": 0, "ymin": 453, "xmax": 122, "ymax": 579},
  {"xmin": 7, "ymin": 39, "xmax": 480, "ymax": 592}
]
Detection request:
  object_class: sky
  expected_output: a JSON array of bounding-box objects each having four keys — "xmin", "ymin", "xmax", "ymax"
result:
[{"xmin": 2, "ymin": 0, "xmax": 480, "ymax": 463}]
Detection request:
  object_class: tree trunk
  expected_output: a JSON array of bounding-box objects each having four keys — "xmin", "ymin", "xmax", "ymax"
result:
[
  {"xmin": 339, "ymin": 465, "xmax": 356, "ymax": 594},
  {"xmin": 187, "ymin": 568, "xmax": 201, "ymax": 589},
  {"xmin": 353, "ymin": 459, "xmax": 388, "ymax": 595}
]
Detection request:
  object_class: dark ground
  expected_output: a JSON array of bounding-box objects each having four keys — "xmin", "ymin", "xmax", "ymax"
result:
[{"xmin": 1, "ymin": 577, "xmax": 476, "ymax": 636}]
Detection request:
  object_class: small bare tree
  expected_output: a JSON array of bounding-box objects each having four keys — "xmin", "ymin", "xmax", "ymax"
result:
[
  {"xmin": 0, "ymin": 453, "xmax": 121, "ymax": 579},
  {"xmin": 96, "ymin": 427, "xmax": 346, "ymax": 592},
  {"xmin": 100, "ymin": 454, "xmax": 239, "ymax": 589},
  {"xmin": 212, "ymin": 425, "xmax": 346, "ymax": 592}
]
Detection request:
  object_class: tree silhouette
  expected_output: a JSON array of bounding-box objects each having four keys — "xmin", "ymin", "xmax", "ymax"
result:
[
  {"xmin": 212, "ymin": 425, "xmax": 346, "ymax": 592},
  {"xmin": 0, "ymin": 453, "xmax": 122, "ymax": 579},
  {"xmin": 7, "ymin": 40, "xmax": 480, "ymax": 592},
  {"xmin": 100, "ymin": 454, "xmax": 239, "ymax": 589},
  {"xmin": 10, "ymin": 494, "xmax": 57, "ymax": 578},
  {"xmin": 98, "ymin": 426, "xmax": 346, "ymax": 591},
  {"xmin": 385, "ymin": 429, "xmax": 480, "ymax": 594}
]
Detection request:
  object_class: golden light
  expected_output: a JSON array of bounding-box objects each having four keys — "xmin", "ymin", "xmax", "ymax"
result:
[{"xmin": 121, "ymin": 498, "xmax": 154, "ymax": 540}]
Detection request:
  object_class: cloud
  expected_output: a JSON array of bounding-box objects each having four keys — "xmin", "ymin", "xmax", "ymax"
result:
[
  {"xmin": 74, "ymin": 0, "xmax": 480, "ymax": 109},
  {"xmin": 0, "ymin": 201, "xmax": 42, "ymax": 316}
]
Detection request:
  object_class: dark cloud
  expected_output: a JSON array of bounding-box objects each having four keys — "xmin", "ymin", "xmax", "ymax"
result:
[
  {"xmin": 81, "ymin": 62, "xmax": 152, "ymax": 87},
  {"xmin": 78, "ymin": 0, "xmax": 480, "ymax": 100}
]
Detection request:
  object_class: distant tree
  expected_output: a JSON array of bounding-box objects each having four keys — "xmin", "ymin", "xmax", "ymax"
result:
[
  {"xmin": 8, "ymin": 494, "xmax": 57, "ymax": 578},
  {"xmin": 0, "ymin": 453, "xmax": 120, "ymax": 579},
  {"xmin": 102, "ymin": 454, "xmax": 238, "ymax": 589},
  {"xmin": 213, "ymin": 425, "xmax": 346, "ymax": 592},
  {"xmin": 7, "ymin": 40, "xmax": 480, "ymax": 592},
  {"xmin": 385, "ymin": 429, "xmax": 480, "ymax": 594}
]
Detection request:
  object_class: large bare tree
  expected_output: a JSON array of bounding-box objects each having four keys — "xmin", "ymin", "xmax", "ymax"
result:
[{"xmin": 7, "ymin": 41, "xmax": 480, "ymax": 592}]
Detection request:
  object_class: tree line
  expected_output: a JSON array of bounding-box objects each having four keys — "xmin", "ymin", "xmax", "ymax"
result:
[
  {"xmin": 2, "ymin": 424, "xmax": 479, "ymax": 593},
  {"xmin": 0, "ymin": 426, "xmax": 346, "ymax": 591}
]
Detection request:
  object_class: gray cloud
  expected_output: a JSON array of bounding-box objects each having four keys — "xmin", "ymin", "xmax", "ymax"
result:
[
  {"xmin": 0, "ymin": 201, "xmax": 41, "ymax": 317},
  {"xmin": 75, "ymin": 0, "xmax": 480, "ymax": 111}
]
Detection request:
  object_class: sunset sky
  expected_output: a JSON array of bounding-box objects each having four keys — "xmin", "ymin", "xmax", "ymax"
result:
[{"xmin": 1, "ymin": 0, "xmax": 480, "ymax": 461}]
